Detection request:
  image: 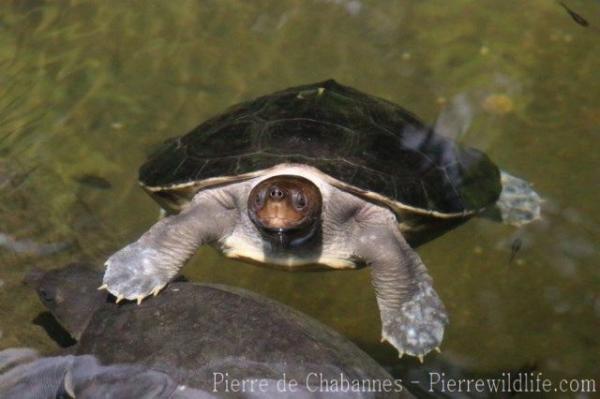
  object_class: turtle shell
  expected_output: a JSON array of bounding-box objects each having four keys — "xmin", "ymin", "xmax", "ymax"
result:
[{"xmin": 139, "ymin": 80, "xmax": 501, "ymax": 218}]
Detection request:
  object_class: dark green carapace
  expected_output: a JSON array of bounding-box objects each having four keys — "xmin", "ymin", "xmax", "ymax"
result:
[{"xmin": 140, "ymin": 80, "xmax": 501, "ymax": 215}]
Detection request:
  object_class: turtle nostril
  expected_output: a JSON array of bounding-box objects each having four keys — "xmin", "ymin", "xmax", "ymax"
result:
[{"xmin": 269, "ymin": 187, "xmax": 285, "ymax": 200}]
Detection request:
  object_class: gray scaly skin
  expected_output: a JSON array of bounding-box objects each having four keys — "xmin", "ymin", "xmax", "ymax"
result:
[
  {"xmin": 103, "ymin": 188, "xmax": 238, "ymax": 304},
  {"xmin": 103, "ymin": 164, "xmax": 448, "ymax": 360},
  {"xmin": 103, "ymin": 163, "xmax": 541, "ymax": 360}
]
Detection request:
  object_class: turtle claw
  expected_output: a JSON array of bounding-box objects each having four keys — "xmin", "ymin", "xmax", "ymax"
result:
[
  {"xmin": 102, "ymin": 242, "xmax": 175, "ymax": 304},
  {"xmin": 418, "ymin": 355, "xmax": 424, "ymax": 364},
  {"xmin": 379, "ymin": 281, "xmax": 448, "ymax": 359},
  {"xmin": 434, "ymin": 347, "xmax": 442, "ymax": 353},
  {"xmin": 115, "ymin": 295, "xmax": 124, "ymax": 304},
  {"xmin": 97, "ymin": 284, "xmax": 108, "ymax": 291},
  {"xmin": 151, "ymin": 285, "xmax": 164, "ymax": 297}
]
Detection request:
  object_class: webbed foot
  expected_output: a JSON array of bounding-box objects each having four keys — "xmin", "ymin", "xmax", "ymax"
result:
[
  {"xmin": 379, "ymin": 280, "xmax": 448, "ymax": 360},
  {"xmin": 102, "ymin": 242, "xmax": 172, "ymax": 304},
  {"xmin": 495, "ymin": 171, "xmax": 542, "ymax": 226}
]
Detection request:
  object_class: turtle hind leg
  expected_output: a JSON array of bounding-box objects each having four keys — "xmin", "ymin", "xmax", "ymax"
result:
[{"xmin": 487, "ymin": 170, "xmax": 541, "ymax": 226}]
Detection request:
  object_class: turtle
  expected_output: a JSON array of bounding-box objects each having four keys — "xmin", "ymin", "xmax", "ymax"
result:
[
  {"xmin": 22, "ymin": 263, "xmax": 409, "ymax": 398},
  {"xmin": 0, "ymin": 348, "xmax": 215, "ymax": 399},
  {"xmin": 101, "ymin": 80, "xmax": 541, "ymax": 360}
]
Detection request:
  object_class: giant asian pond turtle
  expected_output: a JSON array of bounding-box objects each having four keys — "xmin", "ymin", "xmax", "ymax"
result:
[{"xmin": 102, "ymin": 80, "xmax": 541, "ymax": 360}]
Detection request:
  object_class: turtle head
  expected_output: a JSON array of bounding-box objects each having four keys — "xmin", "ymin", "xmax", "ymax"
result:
[
  {"xmin": 248, "ymin": 175, "xmax": 322, "ymax": 248},
  {"xmin": 24, "ymin": 263, "xmax": 106, "ymax": 340}
]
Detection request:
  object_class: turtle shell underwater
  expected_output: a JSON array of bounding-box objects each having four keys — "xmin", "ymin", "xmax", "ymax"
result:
[
  {"xmin": 102, "ymin": 80, "xmax": 541, "ymax": 360},
  {"xmin": 12, "ymin": 264, "xmax": 405, "ymax": 398}
]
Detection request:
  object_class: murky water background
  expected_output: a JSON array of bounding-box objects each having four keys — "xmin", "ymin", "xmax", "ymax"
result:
[{"xmin": 0, "ymin": 0, "xmax": 598, "ymax": 396}]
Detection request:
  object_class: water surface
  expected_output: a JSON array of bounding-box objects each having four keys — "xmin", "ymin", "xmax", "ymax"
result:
[{"xmin": 0, "ymin": 0, "xmax": 598, "ymax": 396}]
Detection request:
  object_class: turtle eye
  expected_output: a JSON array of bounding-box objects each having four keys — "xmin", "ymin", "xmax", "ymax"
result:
[
  {"xmin": 293, "ymin": 192, "xmax": 307, "ymax": 211},
  {"xmin": 254, "ymin": 191, "xmax": 266, "ymax": 208},
  {"xmin": 39, "ymin": 288, "xmax": 54, "ymax": 303}
]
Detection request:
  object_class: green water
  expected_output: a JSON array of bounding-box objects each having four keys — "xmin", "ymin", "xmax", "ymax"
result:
[{"xmin": 0, "ymin": 0, "xmax": 598, "ymax": 396}]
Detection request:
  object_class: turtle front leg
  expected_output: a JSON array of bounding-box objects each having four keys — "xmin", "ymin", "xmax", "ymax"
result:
[
  {"xmin": 370, "ymin": 249, "xmax": 448, "ymax": 361},
  {"xmin": 102, "ymin": 190, "xmax": 238, "ymax": 304},
  {"xmin": 102, "ymin": 231, "xmax": 183, "ymax": 304},
  {"xmin": 352, "ymin": 209, "xmax": 448, "ymax": 360}
]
